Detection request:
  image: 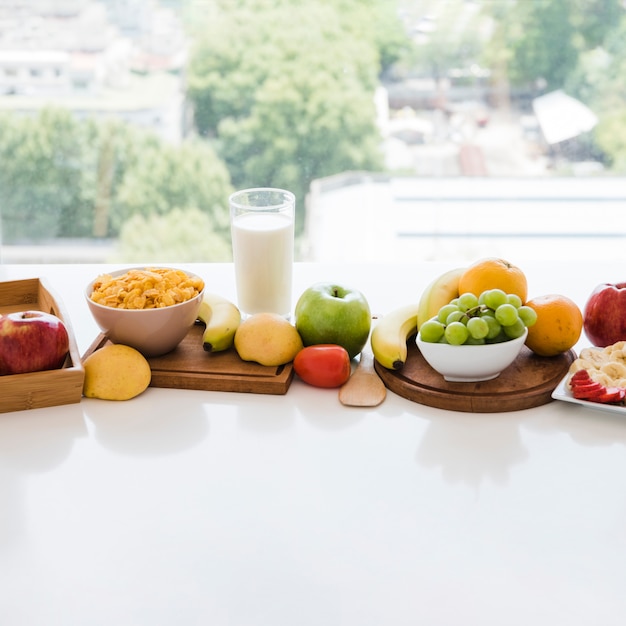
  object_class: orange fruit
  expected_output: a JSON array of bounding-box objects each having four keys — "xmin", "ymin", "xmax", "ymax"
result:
[
  {"xmin": 524, "ymin": 294, "xmax": 583, "ymax": 357},
  {"xmin": 458, "ymin": 257, "xmax": 528, "ymax": 302}
]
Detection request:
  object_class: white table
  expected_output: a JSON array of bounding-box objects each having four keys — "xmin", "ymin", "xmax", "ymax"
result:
[{"xmin": 1, "ymin": 261, "xmax": 625, "ymax": 626}]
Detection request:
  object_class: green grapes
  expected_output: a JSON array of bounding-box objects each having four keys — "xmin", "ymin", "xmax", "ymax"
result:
[
  {"xmin": 481, "ymin": 314, "xmax": 502, "ymax": 339},
  {"xmin": 446, "ymin": 310, "xmax": 465, "ymax": 325},
  {"xmin": 482, "ymin": 288, "xmax": 508, "ymax": 310},
  {"xmin": 466, "ymin": 316, "xmax": 489, "ymax": 340},
  {"xmin": 445, "ymin": 321, "xmax": 469, "ymax": 345},
  {"xmin": 437, "ymin": 303, "xmax": 458, "ymax": 324},
  {"xmin": 518, "ymin": 305, "xmax": 538, "ymax": 327},
  {"xmin": 503, "ymin": 318, "xmax": 526, "ymax": 339},
  {"xmin": 419, "ymin": 289, "xmax": 537, "ymax": 346},
  {"xmin": 457, "ymin": 292, "xmax": 479, "ymax": 312},
  {"xmin": 506, "ymin": 294, "xmax": 523, "ymax": 308},
  {"xmin": 420, "ymin": 319, "xmax": 445, "ymax": 343},
  {"xmin": 494, "ymin": 303, "xmax": 519, "ymax": 327}
]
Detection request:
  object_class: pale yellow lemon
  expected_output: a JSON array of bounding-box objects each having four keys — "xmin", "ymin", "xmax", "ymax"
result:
[
  {"xmin": 234, "ymin": 312, "xmax": 303, "ymax": 366},
  {"xmin": 83, "ymin": 344, "xmax": 152, "ymax": 400}
]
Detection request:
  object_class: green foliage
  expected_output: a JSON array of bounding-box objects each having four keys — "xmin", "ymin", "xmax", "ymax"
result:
[
  {"xmin": 593, "ymin": 111, "xmax": 626, "ymax": 171},
  {"xmin": 188, "ymin": 2, "xmax": 383, "ymax": 134},
  {"xmin": 0, "ymin": 108, "xmax": 98, "ymax": 241},
  {"xmin": 112, "ymin": 138, "xmax": 232, "ymax": 236},
  {"xmin": 568, "ymin": 14, "xmax": 626, "ymax": 108},
  {"xmin": 565, "ymin": 12, "xmax": 626, "ymax": 167},
  {"xmin": 111, "ymin": 207, "xmax": 232, "ymax": 263},
  {"xmin": 573, "ymin": 0, "xmax": 625, "ymax": 49},
  {"xmin": 216, "ymin": 64, "xmax": 382, "ymax": 212},
  {"xmin": 484, "ymin": 0, "xmax": 626, "ymax": 167},
  {"xmin": 500, "ymin": 0, "xmax": 580, "ymax": 90},
  {"xmin": 186, "ymin": 0, "xmax": 395, "ymax": 225},
  {"xmin": 492, "ymin": 0, "xmax": 624, "ymax": 91},
  {"xmin": 0, "ymin": 108, "xmax": 232, "ymax": 245}
]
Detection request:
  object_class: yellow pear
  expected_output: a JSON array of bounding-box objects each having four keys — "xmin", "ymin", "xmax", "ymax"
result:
[
  {"xmin": 234, "ymin": 312, "xmax": 303, "ymax": 366},
  {"xmin": 83, "ymin": 344, "xmax": 152, "ymax": 400}
]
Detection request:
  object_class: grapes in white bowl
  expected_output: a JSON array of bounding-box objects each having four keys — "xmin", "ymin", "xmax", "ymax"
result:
[{"xmin": 419, "ymin": 288, "xmax": 537, "ymax": 346}]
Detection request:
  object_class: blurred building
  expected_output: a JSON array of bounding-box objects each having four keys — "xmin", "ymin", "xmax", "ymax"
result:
[
  {"xmin": 0, "ymin": 0, "xmax": 189, "ymax": 142},
  {"xmin": 305, "ymin": 173, "xmax": 626, "ymax": 265}
]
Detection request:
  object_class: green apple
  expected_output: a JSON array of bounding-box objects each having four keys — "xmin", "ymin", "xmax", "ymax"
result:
[{"xmin": 294, "ymin": 282, "xmax": 371, "ymax": 359}]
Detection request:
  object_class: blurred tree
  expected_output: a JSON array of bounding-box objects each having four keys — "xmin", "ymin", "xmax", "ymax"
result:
[
  {"xmin": 0, "ymin": 109, "xmax": 232, "ymax": 246},
  {"xmin": 501, "ymin": 0, "xmax": 579, "ymax": 91},
  {"xmin": 569, "ymin": 14, "xmax": 626, "ymax": 169},
  {"xmin": 111, "ymin": 137, "xmax": 233, "ymax": 237},
  {"xmin": 573, "ymin": 0, "xmax": 624, "ymax": 49},
  {"xmin": 111, "ymin": 207, "xmax": 232, "ymax": 263},
  {"xmin": 490, "ymin": 0, "xmax": 623, "ymax": 92},
  {"xmin": 216, "ymin": 62, "xmax": 383, "ymax": 214},
  {"xmin": 0, "ymin": 108, "xmax": 97, "ymax": 241},
  {"xmin": 186, "ymin": 0, "xmax": 403, "ymax": 226}
]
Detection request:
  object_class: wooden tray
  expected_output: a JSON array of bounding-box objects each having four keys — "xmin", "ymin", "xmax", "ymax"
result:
[
  {"xmin": 83, "ymin": 322, "xmax": 294, "ymax": 395},
  {"xmin": 375, "ymin": 337, "xmax": 576, "ymax": 413},
  {"xmin": 0, "ymin": 278, "xmax": 85, "ymax": 414}
]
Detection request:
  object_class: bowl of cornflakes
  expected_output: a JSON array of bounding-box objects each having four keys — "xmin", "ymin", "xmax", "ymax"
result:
[{"xmin": 85, "ymin": 266, "xmax": 205, "ymax": 357}]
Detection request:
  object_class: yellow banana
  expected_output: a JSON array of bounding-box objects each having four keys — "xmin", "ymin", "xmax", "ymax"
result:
[
  {"xmin": 197, "ymin": 293, "xmax": 241, "ymax": 352},
  {"xmin": 371, "ymin": 303, "xmax": 420, "ymax": 370},
  {"xmin": 416, "ymin": 267, "xmax": 466, "ymax": 329}
]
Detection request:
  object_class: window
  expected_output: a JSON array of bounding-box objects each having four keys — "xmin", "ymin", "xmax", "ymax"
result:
[{"xmin": 0, "ymin": 0, "xmax": 624, "ymax": 265}]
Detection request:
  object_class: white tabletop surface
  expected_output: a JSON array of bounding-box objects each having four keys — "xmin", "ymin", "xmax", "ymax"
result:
[{"xmin": 1, "ymin": 260, "xmax": 626, "ymax": 626}]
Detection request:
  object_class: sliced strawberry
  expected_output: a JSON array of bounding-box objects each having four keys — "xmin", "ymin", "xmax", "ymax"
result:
[
  {"xmin": 589, "ymin": 387, "xmax": 626, "ymax": 404},
  {"xmin": 568, "ymin": 367, "xmax": 626, "ymax": 403},
  {"xmin": 570, "ymin": 369, "xmax": 591, "ymax": 383},
  {"xmin": 570, "ymin": 379, "xmax": 602, "ymax": 389},
  {"xmin": 570, "ymin": 378, "xmax": 602, "ymax": 390},
  {"xmin": 572, "ymin": 382, "xmax": 608, "ymax": 399}
]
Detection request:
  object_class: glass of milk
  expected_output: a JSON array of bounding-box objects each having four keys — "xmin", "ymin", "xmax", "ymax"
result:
[{"xmin": 229, "ymin": 188, "xmax": 295, "ymax": 318}]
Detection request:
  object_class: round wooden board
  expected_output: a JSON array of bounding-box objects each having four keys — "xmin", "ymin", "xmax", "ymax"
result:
[{"xmin": 374, "ymin": 338, "xmax": 576, "ymax": 413}]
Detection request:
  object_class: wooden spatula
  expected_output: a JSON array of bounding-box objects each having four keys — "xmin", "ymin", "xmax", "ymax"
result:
[{"xmin": 339, "ymin": 323, "xmax": 386, "ymax": 407}]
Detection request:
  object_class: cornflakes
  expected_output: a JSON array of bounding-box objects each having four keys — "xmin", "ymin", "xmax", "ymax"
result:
[{"xmin": 90, "ymin": 268, "xmax": 204, "ymax": 309}]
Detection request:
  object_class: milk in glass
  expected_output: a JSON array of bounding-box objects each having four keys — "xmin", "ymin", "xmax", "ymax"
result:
[{"xmin": 229, "ymin": 188, "xmax": 295, "ymax": 318}]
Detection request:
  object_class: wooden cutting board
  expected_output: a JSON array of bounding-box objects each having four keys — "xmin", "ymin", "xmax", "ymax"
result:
[
  {"xmin": 374, "ymin": 337, "xmax": 575, "ymax": 413},
  {"xmin": 83, "ymin": 323, "xmax": 294, "ymax": 395}
]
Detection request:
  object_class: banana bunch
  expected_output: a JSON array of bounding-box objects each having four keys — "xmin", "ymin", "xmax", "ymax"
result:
[
  {"xmin": 196, "ymin": 292, "xmax": 241, "ymax": 352},
  {"xmin": 371, "ymin": 267, "xmax": 465, "ymax": 370}
]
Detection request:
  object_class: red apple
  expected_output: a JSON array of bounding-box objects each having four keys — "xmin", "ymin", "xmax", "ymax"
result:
[
  {"xmin": 0, "ymin": 311, "xmax": 70, "ymax": 375},
  {"xmin": 583, "ymin": 283, "xmax": 626, "ymax": 347}
]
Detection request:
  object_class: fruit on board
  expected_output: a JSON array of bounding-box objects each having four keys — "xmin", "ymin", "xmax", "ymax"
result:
[
  {"xmin": 583, "ymin": 283, "xmax": 626, "ymax": 348},
  {"xmin": 294, "ymin": 283, "xmax": 371, "ymax": 360},
  {"xmin": 83, "ymin": 344, "xmax": 151, "ymax": 400},
  {"xmin": 197, "ymin": 292, "xmax": 241, "ymax": 352},
  {"xmin": 293, "ymin": 344, "xmax": 351, "ymax": 388},
  {"xmin": 0, "ymin": 310, "xmax": 69, "ymax": 375},
  {"xmin": 416, "ymin": 267, "xmax": 465, "ymax": 329},
  {"xmin": 419, "ymin": 289, "xmax": 537, "ymax": 346},
  {"xmin": 371, "ymin": 302, "xmax": 419, "ymax": 370},
  {"xmin": 458, "ymin": 257, "xmax": 528, "ymax": 303},
  {"xmin": 524, "ymin": 294, "xmax": 583, "ymax": 357},
  {"xmin": 568, "ymin": 369, "xmax": 626, "ymax": 404},
  {"xmin": 234, "ymin": 312, "xmax": 303, "ymax": 366}
]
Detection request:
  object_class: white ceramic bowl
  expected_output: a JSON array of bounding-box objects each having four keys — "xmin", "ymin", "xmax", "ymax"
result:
[
  {"xmin": 416, "ymin": 328, "xmax": 528, "ymax": 382},
  {"xmin": 85, "ymin": 267, "xmax": 205, "ymax": 358}
]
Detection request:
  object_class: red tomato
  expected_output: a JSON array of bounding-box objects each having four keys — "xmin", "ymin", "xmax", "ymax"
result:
[{"xmin": 293, "ymin": 344, "xmax": 351, "ymax": 388}]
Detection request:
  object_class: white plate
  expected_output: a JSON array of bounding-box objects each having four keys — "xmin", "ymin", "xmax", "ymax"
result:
[{"xmin": 552, "ymin": 373, "xmax": 626, "ymax": 416}]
